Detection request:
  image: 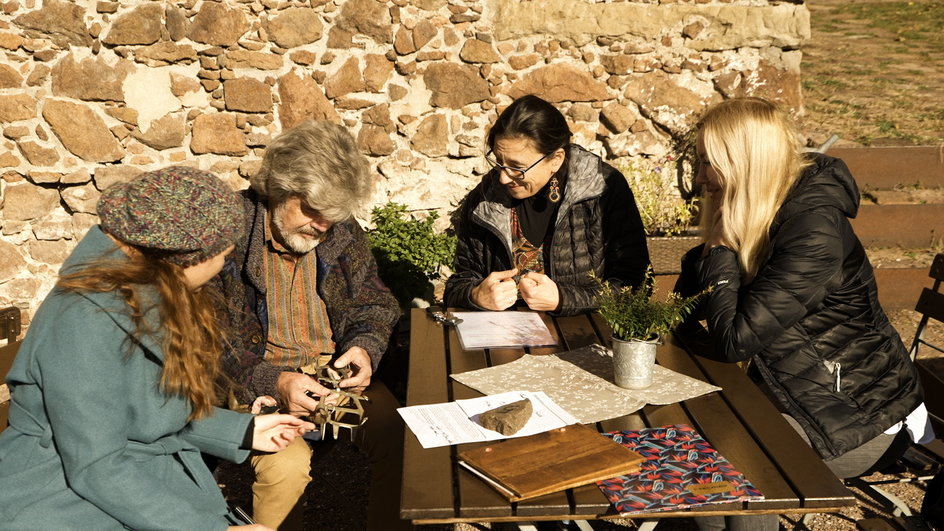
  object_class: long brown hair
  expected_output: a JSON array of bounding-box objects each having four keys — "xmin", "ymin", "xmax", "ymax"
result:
[{"xmin": 57, "ymin": 252, "xmax": 223, "ymax": 420}]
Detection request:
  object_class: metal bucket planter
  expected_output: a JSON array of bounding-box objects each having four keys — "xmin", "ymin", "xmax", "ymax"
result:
[{"xmin": 612, "ymin": 335, "xmax": 660, "ymax": 389}]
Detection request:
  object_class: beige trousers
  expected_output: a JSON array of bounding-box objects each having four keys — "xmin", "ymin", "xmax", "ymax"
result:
[
  {"xmin": 250, "ymin": 436, "xmax": 312, "ymax": 529},
  {"xmin": 249, "ymin": 381, "xmax": 410, "ymax": 531}
]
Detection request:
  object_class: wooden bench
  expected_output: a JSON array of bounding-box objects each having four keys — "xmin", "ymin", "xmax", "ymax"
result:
[
  {"xmin": 0, "ymin": 306, "xmax": 23, "ymax": 432},
  {"xmin": 0, "ymin": 340, "xmax": 20, "ymax": 432}
]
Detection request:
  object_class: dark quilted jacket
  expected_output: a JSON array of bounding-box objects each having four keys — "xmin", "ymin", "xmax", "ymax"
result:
[
  {"xmin": 210, "ymin": 189, "xmax": 400, "ymax": 403},
  {"xmin": 677, "ymin": 154, "xmax": 922, "ymax": 459},
  {"xmin": 444, "ymin": 144, "xmax": 650, "ymax": 316}
]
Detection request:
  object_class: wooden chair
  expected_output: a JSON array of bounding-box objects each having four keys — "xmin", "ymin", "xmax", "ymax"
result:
[
  {"xmin": 0, "ymin": 306, "xmax": 23, "ymax": 432},
  {"xmin": 849, "ymin": 253, "xmax": 944, "ymax": 521}
]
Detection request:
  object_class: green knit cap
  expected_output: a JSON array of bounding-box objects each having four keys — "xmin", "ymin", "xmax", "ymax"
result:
[{"xmin": 97, "ymin": 166, "xmax": 244, "ymax": 267}]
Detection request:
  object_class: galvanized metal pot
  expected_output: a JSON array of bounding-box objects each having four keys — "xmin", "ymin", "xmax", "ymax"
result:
[{"xmin": 612, "ymin": 335, "xmax": 659, "ymax": 389}]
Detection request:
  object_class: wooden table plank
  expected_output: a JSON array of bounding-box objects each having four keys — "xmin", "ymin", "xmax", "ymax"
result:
[
  {"xmin": 558, "ymin": 313, "xmax": 633, "ymax": 516},
  {"xmin": 657, "ymin": 340, "xmax": 801, "ymax": 510},
  {"xmin": 676, "ymin": 333, "xmax": 856, "ymax": 510},
  {"xmin": 447, "ymin": 326, "xmax": 516, "ymax": 519},
  {"xmin": 554, "ymin": 314, "xmax": 603, "ymax": 351},
  {"xmin": 401, "ymin": 309, "xmax": 457, "ymax": 521},
  {"xmin": 509, "ymin": 312, "xmax": 574, "ymax": 517}
]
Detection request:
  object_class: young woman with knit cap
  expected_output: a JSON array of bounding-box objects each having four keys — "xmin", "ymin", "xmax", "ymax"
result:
[{"xmin": 0, "ymin": 166, "xmax": 313, "ymax": 530}]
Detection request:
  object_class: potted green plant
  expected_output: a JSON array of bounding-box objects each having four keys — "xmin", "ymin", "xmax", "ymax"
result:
[
  {"xmin": 367, "ymin": 202, "xmax": 456, "ymax": 309},
  {"xmin": 592, "ymin": 269, "xmax": 706, "ymax": 389}
]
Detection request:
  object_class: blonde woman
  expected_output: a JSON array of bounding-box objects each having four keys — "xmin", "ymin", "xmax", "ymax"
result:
[
  {"xmin": 0, "ymin": 167, "xmax": 313, "ymax": 530},
  {"xmin": 676, "ymin": 98, "xmax": 928, "ymax": 530}
]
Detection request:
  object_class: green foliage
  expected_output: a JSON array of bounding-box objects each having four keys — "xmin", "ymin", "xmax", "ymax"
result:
[
  {"xmin": 593, "ymin": 268, "xmax": 707, "ymax": 341},
  {"xmin": 621, "ymin": 156, "xmax": 697, "ymax": 236},
  {"xmin": 367, "ymin": 202, "xmax": 456, "ymax": 307}
]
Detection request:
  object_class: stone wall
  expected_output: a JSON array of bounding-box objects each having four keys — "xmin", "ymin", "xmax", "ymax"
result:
[{"xmin": 0, "ymin": 0, "xmax": 809, "ymax": 323}]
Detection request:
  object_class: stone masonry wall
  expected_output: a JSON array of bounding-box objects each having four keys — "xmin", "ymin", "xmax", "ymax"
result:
[{"xmin": 0, "ymin": 0, "xmax": 809, "ymax": 323}]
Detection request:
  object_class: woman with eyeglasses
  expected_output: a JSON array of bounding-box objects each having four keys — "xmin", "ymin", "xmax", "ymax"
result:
[{"xmin": 444, "ymin": 94, "xmax": 650, "ymax": 315}]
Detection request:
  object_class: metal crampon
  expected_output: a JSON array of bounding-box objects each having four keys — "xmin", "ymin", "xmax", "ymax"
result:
[{"xmin": 299, "ymin": 363, "xmax": 369, "ymax": 440}]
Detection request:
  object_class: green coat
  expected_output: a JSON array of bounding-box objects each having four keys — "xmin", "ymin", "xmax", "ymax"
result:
[{"xmin": 0, "ymin": 227, "xmax": 253, "ymax": 530}]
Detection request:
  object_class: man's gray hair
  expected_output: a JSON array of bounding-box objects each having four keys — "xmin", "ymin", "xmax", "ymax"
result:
[{"xmin": 251, "ymin": 120, "xmax": 371, "ymax": 222}]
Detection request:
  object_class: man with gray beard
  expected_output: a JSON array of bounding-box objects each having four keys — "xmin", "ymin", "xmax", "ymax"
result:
[{"xmin": 210, "ymin": 120, "xmax": 406, "ymax": 530}]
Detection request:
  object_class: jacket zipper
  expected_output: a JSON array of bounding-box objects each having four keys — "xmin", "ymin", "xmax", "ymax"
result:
[{"xmin": 823, "ymin": 360, "xmax": 842, "ymax": 392}]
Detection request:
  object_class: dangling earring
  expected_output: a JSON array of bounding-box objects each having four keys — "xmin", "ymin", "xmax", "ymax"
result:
[{"xmin": 547, "ymin": 176, "xmax": 561, "ymax": 203}]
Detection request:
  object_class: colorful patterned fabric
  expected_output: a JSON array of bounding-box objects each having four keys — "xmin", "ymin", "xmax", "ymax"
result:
[
  {"xmin": 510, "ymin": 208, "xmax": 544, "ymax": 274},
  {"xmin": 97, "ymin": 166, "xmax": 243, "ymax": 266},
  {"xmin": 262, "ymin": 218, "xmax": 335, "ymax": 367},
  {"xmin": 597, "ymin": 424, "xmax": 764, "ymax": 514}
]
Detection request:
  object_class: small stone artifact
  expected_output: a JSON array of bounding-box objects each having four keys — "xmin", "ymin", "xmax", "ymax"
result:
[{"xmin": 478, "ymin": 398, "xmax": 533, "ymax": 435}]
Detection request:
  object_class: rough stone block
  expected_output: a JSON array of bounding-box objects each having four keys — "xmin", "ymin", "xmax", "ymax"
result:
[{"xmin": 478, "ymin": 398, "xmax": 533, "ymax": 435}]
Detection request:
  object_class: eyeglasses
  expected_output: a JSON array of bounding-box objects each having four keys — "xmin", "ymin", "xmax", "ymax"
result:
[{"xmin": 484, "ymin": 151, "xmax": 550, "ymax": 180}]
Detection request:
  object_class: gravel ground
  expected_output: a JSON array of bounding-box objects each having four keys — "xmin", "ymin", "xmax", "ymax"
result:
[{"xmin": 217, "ymin": 309, "xmax": 943, "ymax": 530}]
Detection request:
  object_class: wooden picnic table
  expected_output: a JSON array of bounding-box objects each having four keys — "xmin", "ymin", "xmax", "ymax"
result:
[{"xmin": 400, "ymin": 308, "xmax": 856, "ymax": 525}]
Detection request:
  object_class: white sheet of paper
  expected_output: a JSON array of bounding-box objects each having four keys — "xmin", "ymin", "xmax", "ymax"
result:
[
  {"xmin": 397, "ymin": 390, "xmax": 577, "ymax": 448},
  {"xmin": 451, "ymin": 311, "xmax": 557, "ymax": 349}
]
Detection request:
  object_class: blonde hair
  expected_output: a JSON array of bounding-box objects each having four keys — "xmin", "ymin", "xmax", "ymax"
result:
[
  {"xmin": 696, "ymin": 97, "xmax": 810, "ymax": 281},
  {"xmin": 57, "ymin": 253, "xmax": 224, "ymax": 421},
  {"xmin": 251, "ymin": 120, "xmax": 371, "ymax": 223}
]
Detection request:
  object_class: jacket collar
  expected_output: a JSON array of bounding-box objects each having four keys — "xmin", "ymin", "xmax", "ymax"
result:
[
  {"xmin": 471, "ymin": 144, "xmax": 607, "ymax": 236},
  {"xmin": 62, "ymin": 226, "xmax": 166, "ymax": 361}
]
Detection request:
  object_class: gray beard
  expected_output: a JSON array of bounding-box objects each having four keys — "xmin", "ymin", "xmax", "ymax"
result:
[{"xmin": 272, "ymin": 206, "xmax": 324, "ymax": 254}]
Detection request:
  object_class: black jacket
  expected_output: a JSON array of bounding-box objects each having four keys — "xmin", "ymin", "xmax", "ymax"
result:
[
  {"xmin": 677, "ymin": 154, "xmax": 922, "ymax": 459},
  {"xmin": 444, "ymin": 144, "xmax": 650, "ymax": 316}
]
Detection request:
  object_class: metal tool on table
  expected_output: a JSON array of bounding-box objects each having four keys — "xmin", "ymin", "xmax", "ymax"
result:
[{"xmin": 426, "ymin": 306, "xmax": 462, "ymax": 326}]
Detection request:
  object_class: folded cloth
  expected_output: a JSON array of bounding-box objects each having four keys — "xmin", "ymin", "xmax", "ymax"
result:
[{"xmin": 451, "ymin": 344, "xmax": 720, "ymax": 424}]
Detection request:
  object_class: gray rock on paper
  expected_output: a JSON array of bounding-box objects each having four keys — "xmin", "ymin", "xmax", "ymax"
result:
[{"xmin": 477, "ymin": 398, "xmax": 533, "ymax": 435}]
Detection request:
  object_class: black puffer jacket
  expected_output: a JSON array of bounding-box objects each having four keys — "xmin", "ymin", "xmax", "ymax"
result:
[
  {"xmin": 677, "ymin": 154, "xmax": 922, "ymax": 459},
  {"xmin": 444, "ymin": 144, "xmax": 650, "ymax": 316}
]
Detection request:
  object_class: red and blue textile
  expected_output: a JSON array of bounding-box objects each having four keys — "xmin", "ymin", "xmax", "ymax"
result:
[{"xmin": 597, "ymin": 424, "xmax": 764, "ymax": 514}]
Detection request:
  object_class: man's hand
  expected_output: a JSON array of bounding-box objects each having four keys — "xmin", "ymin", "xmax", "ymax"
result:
[
  {"xmin": 276, "ymin": 371, "xmax": 333, "ymax": 416},
  {"xmin": 335, "ymin": 346, "xmax": 372, "ymax": 392},
  {"xmin": 250, "ymin": 395, "xmax": 277, "ymax": 414},
  {"xmin": 518, "ymin": 271, "xmax": 560, "ymax": 311},
  {"xmin": 470, "ymin": 268, "xmax": 519, "ymax": 310},
  {"xmin": 251, "ymin": 413, "xmax": 315, "ymax": 452}
]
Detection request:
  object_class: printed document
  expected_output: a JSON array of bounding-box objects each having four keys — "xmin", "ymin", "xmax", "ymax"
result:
[
  {"xmin": 397, "ymin": 390, "xmax": 577, "ymax": 448},
  {"xmin": 451, "ymin": 311, "xmax": 556, "ymax": 349}
]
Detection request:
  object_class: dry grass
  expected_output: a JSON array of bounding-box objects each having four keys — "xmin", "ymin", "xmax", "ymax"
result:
[{"xmin": 800, "ymin": 0, "xmax": 944, "ymax": 147}]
